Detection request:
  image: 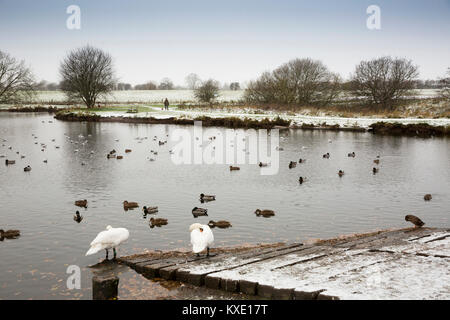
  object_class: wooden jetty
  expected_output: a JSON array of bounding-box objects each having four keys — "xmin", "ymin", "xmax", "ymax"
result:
[{"xmin": 118, "ymin": 227, "xmax": 450, "ymax": 300}]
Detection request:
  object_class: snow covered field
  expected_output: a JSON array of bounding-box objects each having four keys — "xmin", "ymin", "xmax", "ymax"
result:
[
  {"xmin": 89, "ymin": 105, "xmax": 450, "ymax": 128},
  {"xmin": 33, "ymin": 90, "xmax": 244, "ymax": 103},
  {"xmin": 31, "ymin": 89, "xmax": 440, "ymax": 104}
]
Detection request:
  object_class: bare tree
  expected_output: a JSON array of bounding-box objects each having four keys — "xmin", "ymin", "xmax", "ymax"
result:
[
  {"xmin": 59, "ymin": 45, "xmax": 116, "ymax": 108},
  {"xmin": 245, "ymin": 58, "xmax": 341, "ymax": 106},
  {"xmin": 134, "ymin": 81, "xmax": 157, "ymax": 90},
  {"xmin": 351, "ymin": 56, "xmax": 419, "ymax": 108},
  {"xmin": 230, "ymin": 82, "xmax": 240, "ymax": 90},
  {"xmin": 194, "ymin": 79, "xmax": 220, "ymax": 103},
  {"xmin": 185, "ymin": 73, "xmax": 201, "ymax": 90},
  {"xmin": 158, "ymin": 77, "xmax": 174, "ymax": 90},
  {"xmin": 116, "ymin": 82, "xmax": 132, "ymax": 90},
  {"xmin": 440, "ymin": 68, "xmax": 450, "ymax": 100},
  {"xmin": 0, "ymin": 50, "xmax": 35, "ymax": 103}
]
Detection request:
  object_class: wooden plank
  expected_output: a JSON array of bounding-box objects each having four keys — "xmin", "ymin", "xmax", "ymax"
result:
[
  {"xmin": 174, "ymin": 244, "xmax": 309, "ymax": 287},
  {"xmin": 157, "ymin": 243, "xmax": 302, "ymax": 281}
]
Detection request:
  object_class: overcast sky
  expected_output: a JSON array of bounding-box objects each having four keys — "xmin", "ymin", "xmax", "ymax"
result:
[{"xmin": 1, "ymin": 0, "xmax": 449, "ymax": 86}]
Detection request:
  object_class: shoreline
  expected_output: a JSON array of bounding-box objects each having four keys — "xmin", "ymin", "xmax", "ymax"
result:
[
  {"xmin": 53, "ymin": 110, "xmax": 450, "ymax": 137},
  {"xmin": 2, "ymin": 106, "xmax": 449, "ymax": 137}
]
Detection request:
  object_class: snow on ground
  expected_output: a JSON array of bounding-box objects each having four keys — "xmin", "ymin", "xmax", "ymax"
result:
[
  {"xmin": 32, "ymin": 90, "xmax": 244, "ymax": 103},
  {"xmin": 181, "ymin": 231, "xmax": 450, "ymax": 299},
  {"xmin": 31, "ymin": 89, "xmax": 441, "ymax": 104},
  {"xmin": 90, "ymin": 106, "xmax": 450, "ymax": 128}
]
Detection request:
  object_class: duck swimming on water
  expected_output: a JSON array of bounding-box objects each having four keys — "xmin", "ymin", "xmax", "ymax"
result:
[
  {"xmin": 207, "ymin": 220, "xmax": 232, "ymax": 229},
  {"xmin": 192, "ymin": 207, "xmax": 208, "ymax": 217},
  {"xmin": 75, "ymin": 199, "xmax": 87, "ymax": 208},
  {"xmin": 143, "ymin": 206, "xmax": 158, "ymax": 214},
  {"xmin": 254, "ymin": 209, "xmax": 275, "ymax": 217},
  {"xmin": 149, "ymin": 217, "xmax": 168, "ymax": 228},
  {"xmin": 0, "ymin": 229, "xmax": 20, "ymax": 240},
  {"xmin": 73, "ymin": 211, "xmax": 83, "ymax": 223},
  {"xmin": 200, "ymin": 194, "xmax": 216, "ymax": 202}
]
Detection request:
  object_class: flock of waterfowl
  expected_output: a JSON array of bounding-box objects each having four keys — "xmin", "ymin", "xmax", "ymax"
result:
[{"xmin": 1, "ymin": 125, "xmax": 435, "ymax": 258}]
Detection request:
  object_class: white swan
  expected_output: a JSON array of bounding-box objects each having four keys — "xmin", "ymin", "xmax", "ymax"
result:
[
  {"xmin": 85, "ymin": 225, "xmax": 129, "ymax": 260},
  {"xmin": 189, "ymin": 223, "xmax": 214, "ymax": 257}
]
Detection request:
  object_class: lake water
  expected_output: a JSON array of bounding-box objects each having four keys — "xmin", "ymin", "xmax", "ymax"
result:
[{"xmin": 1, "ymin": 112, "xmax": 449, "ymax": 299}]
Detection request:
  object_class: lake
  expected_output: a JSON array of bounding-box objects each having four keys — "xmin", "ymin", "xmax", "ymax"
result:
[{"xmin": 0, "ymin": 112, "xmax": 449, "ymax": 299}]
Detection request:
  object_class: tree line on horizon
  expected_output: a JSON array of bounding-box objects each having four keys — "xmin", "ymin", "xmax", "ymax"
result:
[{"xmin": 0, "ymin": 45, "xmax": 449, "ymax": 108}]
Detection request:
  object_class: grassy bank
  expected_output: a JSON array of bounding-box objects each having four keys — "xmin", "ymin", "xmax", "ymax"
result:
[
  {"xmin": 369, "ymin": 122, "xmax": 450, "ymax": 137},
  {"xmin": 54, "ymin": 111, "xmax": 291, "ymax": 129},
  {"xmin": 0, "ymin": 105, "xmax": 60, "ymax": 113}
]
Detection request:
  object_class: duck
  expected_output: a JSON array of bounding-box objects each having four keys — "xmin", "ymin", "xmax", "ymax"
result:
[
  {"xmin": 109, "ymin": 149, "xmax": 116, "ymax": 154},
  {"xmin": 298, "ymin": 176, "xmax": 307, "ymax": 184},
  {"xmin": 289, "ymin": 161, "xmax": 297, "ymax": 169},
  {"xmin": 123, "ymin": 201, "xmax": 139, "ymax": 210},
  {"xmin": 23, "ymin": 165, "xmax": 31, "ymax": 172},
  {"xmin": 348, "ymin": 152, "xmax": 356, "ymax": 157},
  {"xmin": 373, "ymin": 159, "xmax": 380, "ymax": 164},
  {"xmin": 73, "ymin": 211, "xmax": 83, "ymax": 223},
  {"xmin": 405, "ymin": 215, "xmax": 425, "ymax": 228},
  {"xmin": 372, "ymin": 167, "xmax": 379, "ymax": 174},
  {"xmin": 192, "ymin": 207, "xmax": 208, "ymax": 217},
  {"xmin": 125, "ymin": 149, "xmax": 132, "ymax": 153},
  {"xmin": 149, "ymin": 217, "xmax": 168, "ymax": 228},
  {"xmin": 85, "ymin": 225, "xmax": 129, "ymax": 260},
  {"xmin": 258, "ymin": 162, "xmax": 268, "ymax": 167},
  {"xmin": 338, "ymin": 170, "xmax": 344, "ymax": 177},
  {"xmin": 207, "ymin": 220, "xmax": 232, "ymax": 229},
  {"xmin": 5, "ymin": 159, "xmax": 15, "ymax": 165},
  {"xmin": 189, "ymin": 223, "xmax": 214, "ymax": 257},
  {"xmin": 323, "ymin": 153, "xmax": 330, "ymax": 159},
  {"xmin": 298, "ymin": 159, "xmax": 306, "ymax": 164},
  {"xmin": 75, "ymin": 199, "xmax": 88, "ymax": 208},
  {"xmin": 0, "ymin": 229, "xmax": 20, "ymax": 240},
  {"xmin": 423, "ymin": 194, "xmax": 432, "ymax": 201},
  {"xmin": 254, "ymin": 209, "xmax": 275, "ymax": 217},
  {"xmin": 116, "ymin": 155, "xmax": 123, "ymax": 160},
  {"xmin": 107, "ymin": 153, "xmax": 116, "ymax": 159},
  {"xmin": 143, "ymin": 206, "xmax": 158, "ymax": 214},
  {"xmin": 200, "ymin": 194, "xmax": 216, "ymax": 202},
  {"xmin": 229, "ymin": 166, "xmax": 240, "ymax": 171}
]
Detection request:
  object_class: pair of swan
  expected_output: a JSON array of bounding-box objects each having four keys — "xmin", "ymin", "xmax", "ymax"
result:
[{"xmin": 86, "ymin": 223, "xmax": 214, "ymax": 259}]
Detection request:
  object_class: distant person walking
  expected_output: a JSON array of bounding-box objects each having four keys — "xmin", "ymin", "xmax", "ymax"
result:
[{"xmin": 164, "ymin": 98, "xmax": 169, "ymax": 110}]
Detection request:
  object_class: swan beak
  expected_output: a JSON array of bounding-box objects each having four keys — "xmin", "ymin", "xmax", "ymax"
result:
[{"xmin": 199, "ymin": 228, "xmax": 203, "ymax": 232}]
